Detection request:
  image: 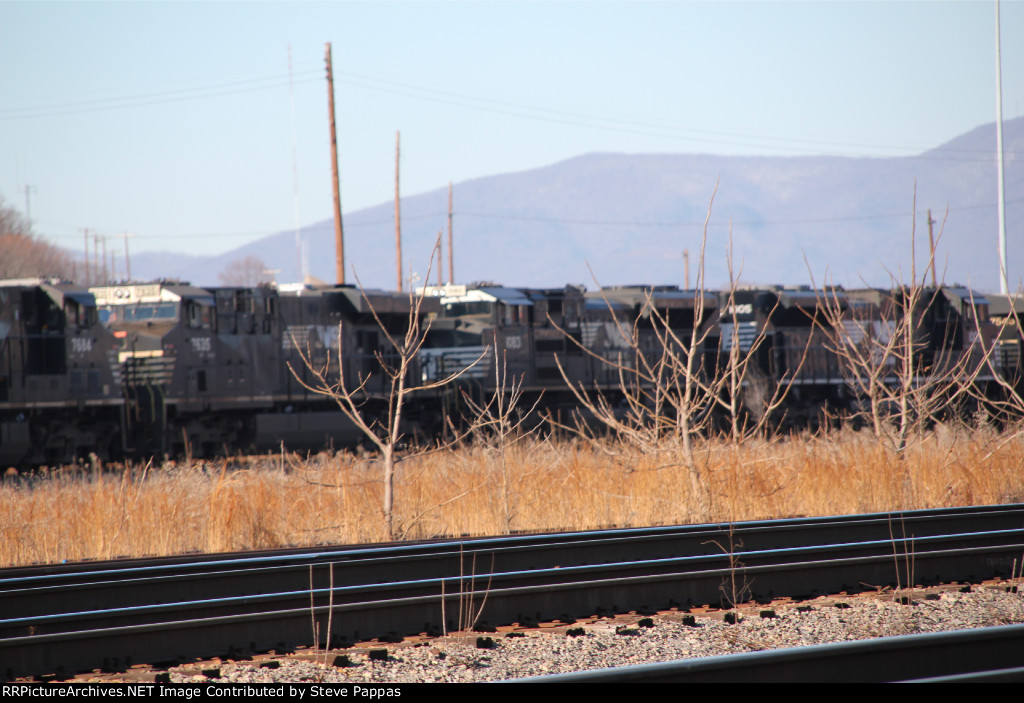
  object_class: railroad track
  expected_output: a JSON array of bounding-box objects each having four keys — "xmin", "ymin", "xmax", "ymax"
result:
[
  {"xmin": 519, "ymin": 623, "xmax": 1024, "ymax": 683},
  {"xmin": 2, "ymin": 503, "xmax": 1023, "ymax": 680}
]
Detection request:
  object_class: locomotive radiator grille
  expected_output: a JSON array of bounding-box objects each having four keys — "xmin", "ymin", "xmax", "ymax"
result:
[
  {"xmin": 283, "ymin": 325, "xmax": 312, "ymax": 350},
  {"xmin": 420, "ymin": 346, "xmax": 488, "ymax": 382},
  {"xmin": 995, "ymin": 339, "xmax": 1021, "ymax": 376},
  {"xmin": 721, "ymin": 321, "xmax": 758, "ymax": 352}
]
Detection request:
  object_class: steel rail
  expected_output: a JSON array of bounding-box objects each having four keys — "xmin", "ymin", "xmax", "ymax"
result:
[
  {"xmin": 2, "ymin": 523, "xmax": 1023, "ymax": 679},
  {"xmin": 4, "ymin": 504, "xmax": 1023, "ymax": 621},
  {"xmin": 511, "ymin": 623, "xmax": 1024, "ymax": 683},
  {"xmin": 3, "ymin": 503, "xmax": 1021, "ymax": 581},
  {"xmin": 5, "ymin": 528, "xmax": 1024, "ymax": 638}
]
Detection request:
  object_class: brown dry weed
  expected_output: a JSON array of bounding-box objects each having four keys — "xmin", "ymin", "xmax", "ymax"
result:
[{"xmin": 3, "ymin": 425, "xmax": 1024, "ymax": 566}]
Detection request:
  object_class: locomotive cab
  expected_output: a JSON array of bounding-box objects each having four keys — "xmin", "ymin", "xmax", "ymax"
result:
[
  {"xmin": 1, "ymin": 279, "xmax": 119, "ymax": 465},
  {"xmin": 418, "ymin": 284, "xmax": 533, "ymax": 386},
  {"xmin": 418, "ymin": 283, "xmax": 594, "ymax": 418},
  {"xmin": 92, "ymin": 283, "xmax": 218, "ymax": 455}
]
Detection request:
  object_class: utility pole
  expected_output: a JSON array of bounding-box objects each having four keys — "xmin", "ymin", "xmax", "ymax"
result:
[
  {"xmin": 120, "ymin": 232, "xmax": 135, "ymax": 281},
  {"xmin": 683, "ymin": 249, "xmax": 690, "ymax": 289},
  {"xmin": 98, "ymin": 233, "xmax": 108, "ymax": 282},
  {"xmin": 448, "ymin": 181, "xmax": 454, "ymax": 285},
  {"xmin": 21, "ymin": 185, "xmax": 36, "ymax": 225},
  {"xmin": 394, "ymin": 130, "xmax": 403, "ymax": 292},
  {"xmin": 325, "ymin": 42, "xmax": 345, "ymax": 285},
  {"xmin": 83, "ymin": 229, "xmax": 90, "ymax": 286},
  {"xmin": 927, "ymin": 210, "xmax": 937, "ymax": 288},
  {"xmin": 436, "ymin": 225, "xmax": 443, "ymax": 287}
]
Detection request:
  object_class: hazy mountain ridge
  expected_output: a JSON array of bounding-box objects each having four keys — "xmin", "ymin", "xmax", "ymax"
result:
[{"xmin": 132, "ymin": 117, "xmax": 1024, "ymax": 293}]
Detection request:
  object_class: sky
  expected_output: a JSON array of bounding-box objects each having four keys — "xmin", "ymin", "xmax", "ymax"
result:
[{"xmin": 2, "ymin": 0, "xmax": 1022, "ymax": 263}]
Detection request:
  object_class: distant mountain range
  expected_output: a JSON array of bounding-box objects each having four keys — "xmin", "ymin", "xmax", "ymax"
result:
[{"xmin": 132, "ymin": 116, "xmax": 1024, "ymax": 294}]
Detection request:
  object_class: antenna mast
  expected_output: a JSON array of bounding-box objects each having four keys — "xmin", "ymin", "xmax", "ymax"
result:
[
  {"xmin": 289, "ymin": 43, "xmax": 302, "ymax": 282},
  {"xmin": 995, "ymin": 0, "xmax": 1009, "ymax": 294},
  {"xmin": 395, "ymin": 131, "xmax": 403, "ymax": 292}
]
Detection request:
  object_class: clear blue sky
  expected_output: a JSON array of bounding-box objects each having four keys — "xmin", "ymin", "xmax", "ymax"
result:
[{"xmin": 2, "ymin": 0, "xmax": 1021, "ymax": 259}]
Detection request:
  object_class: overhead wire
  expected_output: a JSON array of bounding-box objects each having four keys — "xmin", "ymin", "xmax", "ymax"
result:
[
  {"xmin": 3, "ymin": 61, "xmax": 1010, "ymax": 160},
  {"xmin": 330, "ymin": 67, "xmax": 1011, "ymax": 160},
  {"xmin": 38, "ymin": 195, "xmax": 1021, "ymax": 247},
  {"xmin": 8, "ymin": 62, "xmax": 1019, "ymax": 245},
  {"xmin": 0, "ymin": 69, "xmax": 322, "ymax": 121}
]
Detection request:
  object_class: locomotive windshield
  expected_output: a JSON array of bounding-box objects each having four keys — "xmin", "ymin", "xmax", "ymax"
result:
[
  {"xmin": 98, "ymin": 301, "xmax": 178, "ymax": 325},
  {"xmin": 443, "ymin": 301, "xmax": 492, "ymax": 317}
]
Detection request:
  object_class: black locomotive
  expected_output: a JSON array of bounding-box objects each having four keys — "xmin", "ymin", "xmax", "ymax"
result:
[
  {"xmin": 0, "ymin": 279, "xmax": 121, "ymax": 465},
  {"xmin": 0, "ymin": 276, "xmax": 1011, "ymax": 467}
]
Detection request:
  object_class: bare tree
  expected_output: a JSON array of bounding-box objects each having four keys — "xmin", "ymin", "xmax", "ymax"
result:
[
  {"xmin": 218, "ymin": 255, "xmax": 273, "ymax": 287},
  {"xmin": 550, "ymin": 187, "xmax": 725, "ymax": 520},
  {"xmin": 812, "ymin": 202, "xmax": 989, "ymax": 459},
  {"xmin": 714, "ymin": 231, "xmax": 816, "ymax": 444},
  {"xmin": 549, "ymin": 189, "xmax": 818, "ymax": 522},
  {"xmin": 457, "ymin": 347, "xmax": 547, "ymax": 534},
  {"xmin": 961, "ymin": 288, "xmax": 1024, "ymax": 438},
  {"xmin": 0, "ymin": 196, "xmax": 77, "ymax": 279},
  {"xmin": 289, "ymin": 238, "xmax": 485, "ymax": 540}
]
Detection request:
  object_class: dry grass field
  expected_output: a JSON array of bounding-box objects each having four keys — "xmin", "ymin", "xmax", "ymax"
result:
[{"xmin": 3, "ymin": 424, "xmax": 1023, "ymax": 567}]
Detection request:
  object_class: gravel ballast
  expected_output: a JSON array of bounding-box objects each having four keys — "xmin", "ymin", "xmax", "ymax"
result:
[{"xmin": 168, "ymin": 583, "xmax": 1024, "ymax": 683}]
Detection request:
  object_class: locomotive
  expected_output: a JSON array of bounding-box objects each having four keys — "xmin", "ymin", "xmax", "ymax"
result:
[
  {"xmin": 716, "ymin": 285, "xmax": 1002, "ymax": 427},
  {"xmin": 0, "ymin": 276, "xmax": 1010, "ymax": 468},
  {"xmin": 88, "ymin": 281, "xmax": 439, "ymax": 458},
  {"xmin": 0, "ymin": 279, "xmax": 121, "ymax": 465},
  {"xmin": 717, "ymin": 287, "xmax": 849, "ymax": 425},
  {"xmin": 417, "ymin": 283, "xmax": 719, "ymax": 427}
]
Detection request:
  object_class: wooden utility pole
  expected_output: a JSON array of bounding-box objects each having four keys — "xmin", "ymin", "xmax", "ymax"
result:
[
  {"xmin": 96, "ymin": 233, "xmax": 105, "ymax": 284},
  {"xmin": 927, "ymin": 209, "xmax": 938, "ymax": 288},
  {"xmin": 394, "ymin": 131, "xmax": 403, "ymax": 292},
  {"xmin": 683, "ymin": 249, "xmax": 690, "ymax": 289},
  {"xmin": 325, "ymin": 42, "xmax": 345, "ymax": 285},
  {"xmin": 120, "ymin": 232, "xmax": 134, "ymax": 281},
  {"xmin": 436, "ymin": 224, "xmax": 443, "ymax": 287},
  {"xmin": 83, "ymin": 229, "xmax": 90, "ymax": 286},
  {"xmin": 448, "ymin": 181, "xmax": 454, "ymax": 285}
]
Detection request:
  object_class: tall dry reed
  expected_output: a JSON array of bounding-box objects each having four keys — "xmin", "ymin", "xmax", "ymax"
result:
[{"xmin": 3, "ymin": 425, "xmax": 1024, "ymax": 566}]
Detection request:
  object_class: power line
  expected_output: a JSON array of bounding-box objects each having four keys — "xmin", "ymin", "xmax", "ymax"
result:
[
  {"xmin": 0, "ymin": 70, "xmax": 321, "ymax": 121},
  {"xmin": 459, "ymin": 196, "xmax": 1024, "ymax": 228},
  {"xmin": 3, "ymin": 58, "xmax": 1012, "ymax": 160},
  {"xmin": 39, "ymin": 195, "xmax": 1021, "ymax": 248},
  {"xmin": 332, "ymin": 67, "xmax": 1014, "ymax": 160}
]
